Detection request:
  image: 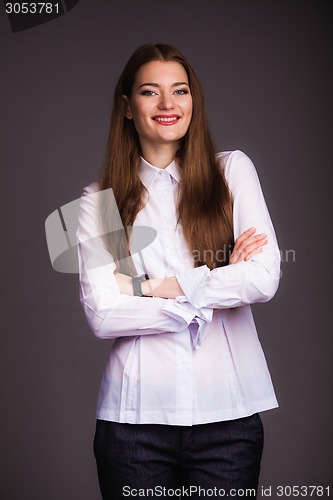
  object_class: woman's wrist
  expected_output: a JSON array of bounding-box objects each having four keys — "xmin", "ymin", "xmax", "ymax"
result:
[
  {"xmin": 115, "ymin": 273, "xmax": 184, "ymax": 299},
  {"xmin": 141, "ymin": 278, "xmax": 160, "ymax": 297},
  {"xmin": 142, "ymin": 277, "xmax": 183, "ymax": 299}
]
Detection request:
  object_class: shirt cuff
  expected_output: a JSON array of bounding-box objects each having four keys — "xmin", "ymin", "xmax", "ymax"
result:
[
  {"xmin": 188, "ymin": 318, "xmax": 208, "ymax": 350},
  {"xmin": 174, "ymin": 295, "xmax": 213, "ymax": 323},
  {"xmin": 162, "ymin": 296, "xmax": 213, "ymax": 349},
  {"xmin": 162, "ymin": 299, "xmax": 198, "ymax": 327},
  {"xmin": 176, "ymin": 265, "xmax": 211, "ymax": 309}
]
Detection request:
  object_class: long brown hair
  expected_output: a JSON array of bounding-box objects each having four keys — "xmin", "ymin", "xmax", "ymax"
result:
[{"xmin": 99, "ymin": 43, "xmax": 234, "ymax": 273}]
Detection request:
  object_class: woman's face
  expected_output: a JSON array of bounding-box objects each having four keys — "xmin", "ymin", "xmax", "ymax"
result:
[{"xmin": 124, "ymin": 60, "xmax": 193, "ymax": 153}]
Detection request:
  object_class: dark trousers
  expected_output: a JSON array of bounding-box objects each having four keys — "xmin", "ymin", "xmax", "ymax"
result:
[{"xmin": 94, "ymin": 414, "xmax": 264, "ymax": 500}]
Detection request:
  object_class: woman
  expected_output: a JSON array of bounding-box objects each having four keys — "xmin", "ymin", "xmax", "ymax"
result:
[{"xmin": 77, "ymin": 43, "xmax": 280, "ymax": 499}]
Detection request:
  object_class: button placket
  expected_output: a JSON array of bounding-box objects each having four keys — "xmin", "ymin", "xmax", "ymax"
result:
[
  {"xmin": 156, "ymin": 175, "xmax": 177, "ymax": 264},
  {"xmin": 175, "ymin": 331, "xmax": 193, "ymax": 423}
]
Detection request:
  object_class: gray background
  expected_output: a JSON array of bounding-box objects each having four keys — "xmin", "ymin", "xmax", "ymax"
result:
[{"xmin": 1, "ymin": 1, "xmax": 332, "ymax": 499}]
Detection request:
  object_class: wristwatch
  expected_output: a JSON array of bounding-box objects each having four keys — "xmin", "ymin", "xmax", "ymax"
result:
[{"xmin": 132, "ymin": 273, "xmax": 149, "ymax": 297}]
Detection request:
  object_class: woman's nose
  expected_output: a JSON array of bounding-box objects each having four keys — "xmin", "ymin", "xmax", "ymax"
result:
[{"xmin": 157, "ymin": 93, "xmax": 173, "ymax": 110}]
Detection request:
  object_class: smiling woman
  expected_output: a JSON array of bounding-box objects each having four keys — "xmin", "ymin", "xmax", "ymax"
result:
[
  {"xmin": 123, "ymin": 60, "xmax": 193, "ymax": 161},
  {"xmin": 76, "ymin": 43, "xmax": 281, "ymax": 500}
]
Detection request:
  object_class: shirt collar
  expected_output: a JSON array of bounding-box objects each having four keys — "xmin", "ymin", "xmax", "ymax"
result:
[{"xmin": 139, "ymin": 156, "xmax": 181, "ymax": 189}]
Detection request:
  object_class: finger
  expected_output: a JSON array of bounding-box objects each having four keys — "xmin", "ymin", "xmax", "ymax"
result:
[
  {"xmin": 234, "ymin": 233, "xmax": 267, "ymax": 254},
  {"xmin": 241, "ymin": 234, "xmax": 267, "ymax": 253},
  {"xmin": 234, "ymin": 227, "xmax": 256, "ymax": 245},
  {"xmin": 229, "ymin": 252, "xmax": 239, "ymax": 264},
  {"xmin": 239, "ymin": 238, "xmax": 268, "ymax": 260},
  {"xmin": 244, "ymin": 247, "xmax": 264, "ymax": 261},
  {"xmin": 243, "ymin": 240, "xmax": 268, "ymax": 261},
  {"xmin": 230, "ymin": 237, "xmax": 268, "ymax": 264}
]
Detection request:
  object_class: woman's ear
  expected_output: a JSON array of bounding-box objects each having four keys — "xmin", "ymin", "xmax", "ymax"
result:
[{"xmin": 122, "ymin": 95, "xmax": 132, "ymax": 119}]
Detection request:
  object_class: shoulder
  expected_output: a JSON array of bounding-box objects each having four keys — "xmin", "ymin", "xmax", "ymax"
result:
[
  {"xmin": 216, "ymin": 150, "xmax": 259, "ymax": 191},
  {"xmin": 77, "ymin": 181, "xmax": 102, "ymax": 238},
  {"xmin": 216, "ymin": 149, "xmax": 255, "ymax": 175},
  {"xmin": 81, "ymin": 181, "xmax": 100, "ymax": 196},
  {"xmin": 79, "ymin": 181, "xmax": 101, "ymax": 211},
  {"xmin": 78, "ymin": 181, "xmax": 100, "ymax": 221}
]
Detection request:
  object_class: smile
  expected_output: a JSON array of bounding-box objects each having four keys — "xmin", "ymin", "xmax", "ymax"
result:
[{"xmin": 152, "ymin": 115, "xmax": 180, "ymax": 125}]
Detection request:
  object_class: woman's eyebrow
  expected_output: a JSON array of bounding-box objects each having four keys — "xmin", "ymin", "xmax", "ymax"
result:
[{"xmin": 138, "ymin": 81, "xmax": 190, "ymax": 89}]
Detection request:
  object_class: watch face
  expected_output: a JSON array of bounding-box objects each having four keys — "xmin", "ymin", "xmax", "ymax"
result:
[{"xmin": 136, "ymin": 274, "xmax": 149, "ymax": 281}]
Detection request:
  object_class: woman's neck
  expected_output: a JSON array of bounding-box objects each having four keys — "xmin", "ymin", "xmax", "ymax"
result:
[{"xmin": 140, "ymin": 141, "xmax": 178, "ymax": 169}]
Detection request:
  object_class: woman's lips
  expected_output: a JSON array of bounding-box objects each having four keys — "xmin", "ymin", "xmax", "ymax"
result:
[{"xmin": 152, "ymin": 114, "xmax": 180, "ymax": 125}]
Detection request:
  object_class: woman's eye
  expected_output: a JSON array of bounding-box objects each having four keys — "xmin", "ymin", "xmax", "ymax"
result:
[
  {"xmin": 174, "ymin": 89, "xmax": 188, "ymax": 95},
  {"xmin": 141, "ymin": 90, "xmax": 157, "ymax": 96}
]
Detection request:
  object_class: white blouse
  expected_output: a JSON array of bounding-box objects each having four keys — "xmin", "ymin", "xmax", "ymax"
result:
[{"xmin": 76, "ymin": 150, "xmax": 280, "ymax": 425}]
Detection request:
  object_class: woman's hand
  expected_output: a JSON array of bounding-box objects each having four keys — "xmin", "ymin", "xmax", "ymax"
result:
[{"xmin": 229, "ymin": 227, "xmax": 267, "ymax": 265}]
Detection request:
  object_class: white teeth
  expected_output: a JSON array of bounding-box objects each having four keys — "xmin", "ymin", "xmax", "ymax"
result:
[{"xmin": 154, "ymin": 117, "xmax": 178, "ymax": 122}]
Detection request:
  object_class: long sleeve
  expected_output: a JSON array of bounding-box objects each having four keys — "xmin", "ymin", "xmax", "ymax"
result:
[
  {"xmin": 176, "ymin": 150, "xmax": 281, "ymax": 309},
  {"xmin": 76, "ymin": 183, "xmax": 201, "ymax": 340}
]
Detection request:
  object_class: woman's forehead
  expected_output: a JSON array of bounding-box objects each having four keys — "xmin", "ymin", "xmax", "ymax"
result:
[{"xmin": 134, "ymin": 60, "xmax": 189, "ymax": 86}]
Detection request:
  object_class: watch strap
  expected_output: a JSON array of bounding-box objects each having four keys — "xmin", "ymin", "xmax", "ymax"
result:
[{"xmin": 132, "ymin": 274, "xmax": 149, "ymax": 297}]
